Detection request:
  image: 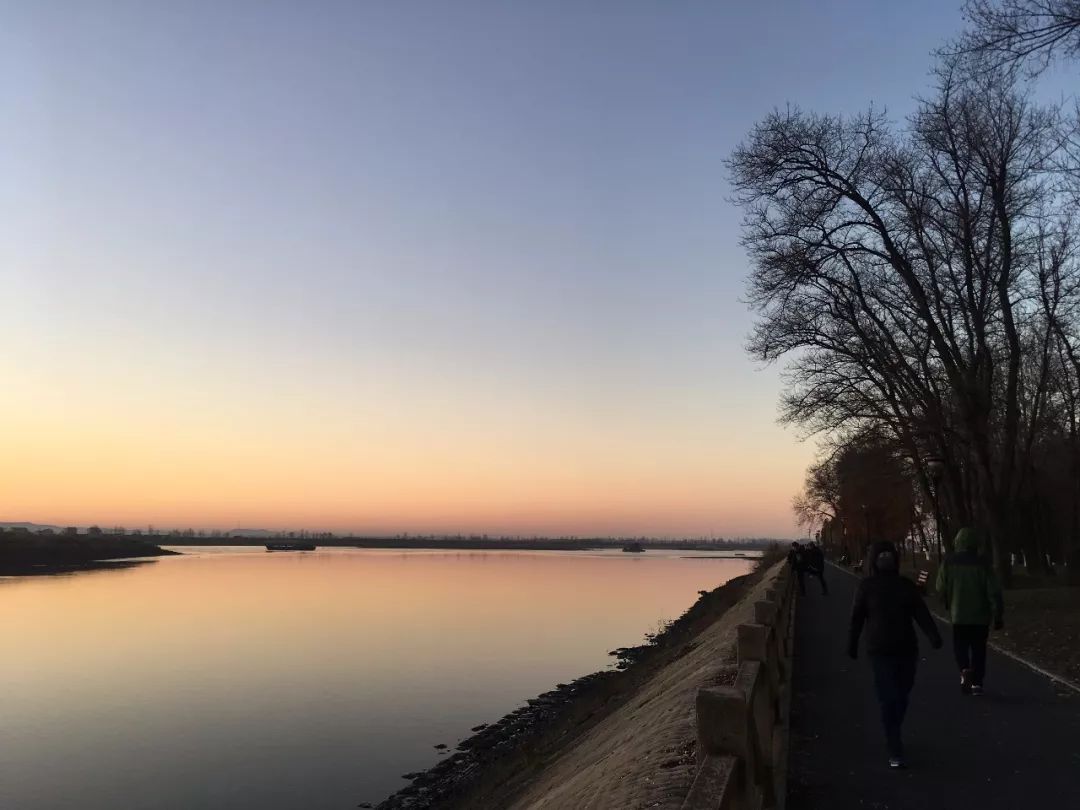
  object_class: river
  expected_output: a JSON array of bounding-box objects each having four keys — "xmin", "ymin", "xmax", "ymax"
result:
[{"xmin": 0, "ymin": 546, "xmax": 753, "ymax": 809}]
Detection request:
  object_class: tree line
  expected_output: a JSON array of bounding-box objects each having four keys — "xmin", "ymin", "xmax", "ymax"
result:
[{"xmin": 733, "ymin": 1, "xmax": 1080, "ymax": 581}]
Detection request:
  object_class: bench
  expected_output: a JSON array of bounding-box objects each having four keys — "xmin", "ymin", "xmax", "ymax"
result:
[{"xmin": 915, "ymin": 569, "xmax": 930, "ymax": 593}]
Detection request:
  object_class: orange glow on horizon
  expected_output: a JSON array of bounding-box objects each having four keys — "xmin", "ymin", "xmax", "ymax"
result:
[{"xmin": 2, "ymin": 339, "xmax": 812, "ymax": 537}]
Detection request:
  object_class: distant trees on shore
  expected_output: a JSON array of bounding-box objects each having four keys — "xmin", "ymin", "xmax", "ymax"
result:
[
  {"xmin": 734, "ymin": 1, "xmax": 1080, "ymax": 581},
  {"xmin": 0, "ymin": 526, "xmax": 781, "ymax": 550}
]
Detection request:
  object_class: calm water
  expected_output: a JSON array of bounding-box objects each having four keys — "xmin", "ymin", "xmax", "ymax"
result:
[{"xmin": 0, "ymin": 547, "xmax": 752, "ymax": 809}]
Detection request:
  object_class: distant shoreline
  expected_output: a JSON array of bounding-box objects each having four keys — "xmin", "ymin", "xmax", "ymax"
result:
[
  {"xmin": 168, "ymin": 537, "xmax": 771, "ymax": 553},
  {"xmin": 0, "ymin": 533, "xmax": 764, "ymax": 575},
  {"xmin": 0, "ymin": 533, "xmax": 178, "ymax": 576}
]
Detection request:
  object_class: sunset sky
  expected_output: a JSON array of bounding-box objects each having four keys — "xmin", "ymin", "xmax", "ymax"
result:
[{"xmin": 4, "ymin": 1, "xmax": 985, "ymax": 536}]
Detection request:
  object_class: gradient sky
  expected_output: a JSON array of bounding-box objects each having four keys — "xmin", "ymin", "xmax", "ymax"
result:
[{"xmin": 3, "ymin": 1, "xmax": 986, "ymax": 536}]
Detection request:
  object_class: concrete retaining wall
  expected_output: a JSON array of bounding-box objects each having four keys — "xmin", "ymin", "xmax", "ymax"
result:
[{"xmin": 681, "ymin": 565, "xmax": 796, "ymax": 810}]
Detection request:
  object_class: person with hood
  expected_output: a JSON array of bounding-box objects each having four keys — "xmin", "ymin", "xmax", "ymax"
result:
[
  {"xmin": 848, "ymin": 540, "xmax": 942, "ymax": 768},
  {"xmin": 935, "ymin": 527, "xmax": 1004, "ymax": 696}
]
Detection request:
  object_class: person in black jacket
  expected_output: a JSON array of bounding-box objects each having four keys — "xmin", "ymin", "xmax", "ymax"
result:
[
  {"xmin": 805, "ymin": 542, "xmax": 828, "ymax": 595},
  {"xmin": 848, "ymin": 540, "xmax": 943, "ymax": 768},
  {"xmin": 788, "ymin": 541, "xmax": 807, "ymax": 595}
]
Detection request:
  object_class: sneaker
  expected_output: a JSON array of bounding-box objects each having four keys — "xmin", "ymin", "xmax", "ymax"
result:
[
  {"xmin": 960, "ymin": 669, "xmax": 973, "ymax": 695},
  {"xmin": 971, "ymin": 684, "xmax": 983, "ymax": 696},
  {"xmin": 888, "ymin": 757, "xmax": 906, "ymax": 769}
]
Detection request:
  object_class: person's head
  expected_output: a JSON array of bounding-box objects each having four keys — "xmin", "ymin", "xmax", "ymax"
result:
[
  {"xmin": 867, "ymin": 540, "xmax": 899, "ymax": 576},
  {"xmin": 953, "ymin": 527, "xmax": 983, "ymax": 555}
]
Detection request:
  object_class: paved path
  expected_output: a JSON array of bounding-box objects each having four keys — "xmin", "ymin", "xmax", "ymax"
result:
[{"xmin": 787, "ymin": 564, "xmax": 1080, "ymax": 809}]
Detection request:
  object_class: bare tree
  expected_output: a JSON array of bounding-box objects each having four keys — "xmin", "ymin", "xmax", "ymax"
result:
[
  {"xmin": 793, "ymin": 454, "xmax": 842, "ymax": 530},
  {"xmin": 731, "ymin": 67, "xmax": 1070, "ymax": 580},
  {"xmin": 957, "ymin": 0, "xmax": 1080, "ymax": 74},
  {"xmin": 795, "ymin": 435, "xmax": 918, "ymax": 562}
]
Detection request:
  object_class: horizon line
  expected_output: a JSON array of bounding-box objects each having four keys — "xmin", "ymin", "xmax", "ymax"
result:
[{"xmin": 0, "ymin": 519, "xmax": 794, "ymax": 542}]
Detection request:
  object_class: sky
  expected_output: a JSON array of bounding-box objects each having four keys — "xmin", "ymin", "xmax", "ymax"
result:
[{"xmin": 1, "ymin": 1, "xmax": 996, "ymax": 537}]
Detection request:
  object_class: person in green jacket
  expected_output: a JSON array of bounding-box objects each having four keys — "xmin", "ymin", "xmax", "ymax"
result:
[{"xmin": 935, "ymin": 527, "xmax": 1004, "ymax": 695}]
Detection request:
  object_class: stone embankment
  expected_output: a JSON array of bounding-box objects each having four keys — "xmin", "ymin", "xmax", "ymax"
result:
[
  {"xmin": 373, "ymin": 557, "xmax": 794, "ymax": 810},
  {"xmin": 510, "ymin": 561, "xmax": 793, "ymax": 810}
]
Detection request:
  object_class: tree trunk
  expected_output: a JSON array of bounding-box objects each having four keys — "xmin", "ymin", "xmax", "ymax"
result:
[
  {"xmin": 1070, "ymin": 426, "xmax": 1080, "ymax": 578},
  {"xmin": 984, "ymin": 496, "xmax": 1014, "ymax": 588}
]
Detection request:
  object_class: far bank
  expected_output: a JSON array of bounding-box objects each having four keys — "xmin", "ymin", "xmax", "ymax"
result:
[{"xmin": 0, "ymin": 530, "xmax": 176, "ymax": 575}]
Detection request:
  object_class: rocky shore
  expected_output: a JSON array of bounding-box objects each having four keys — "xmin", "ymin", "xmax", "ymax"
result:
[
  {"xmin": 368, "ymin": 554, "xmax": 775, "ymax": 810},
  {"xmin": 366, "ymin": 671, "xmax": 624, "ymax": 810}
]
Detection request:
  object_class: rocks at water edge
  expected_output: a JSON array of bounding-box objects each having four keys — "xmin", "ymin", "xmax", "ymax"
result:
[
  {"xmin": 373, "ymin": 572, "xmax": 755, "ymax": 810},
  {"xmin": 374, "ymin": 673, "xmax": 616, "ymax": 809}
]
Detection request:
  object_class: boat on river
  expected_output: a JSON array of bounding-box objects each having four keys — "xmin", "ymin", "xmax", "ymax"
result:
[
  {"xmin": 265, "ymin": 542, "xmax": 316, "ymax": 552},
  {"xmin": 621, "ymin": 542, "xmax": 646, "ymax": 553}
]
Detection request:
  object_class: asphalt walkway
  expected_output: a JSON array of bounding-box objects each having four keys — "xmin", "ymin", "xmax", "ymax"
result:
[{"xmin": 787, "ymin": 564, "xmax": 1080, "ymax": 809}]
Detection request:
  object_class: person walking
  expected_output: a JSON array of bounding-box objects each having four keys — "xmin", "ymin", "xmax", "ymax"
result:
[
  {"xmin": 848, "ymin": 540, "xmax": 942, "ymax": 768},
  {"xmin": 788, "ymin": 541, "xmax": 807, "ymax": 595},
  {"xmin": 935, "ymin": 527, "xmax": 1004, "ymax": 696},
  {"xmin": 805, "ymin": 541, "xmax": 828, "ymax": 595}
]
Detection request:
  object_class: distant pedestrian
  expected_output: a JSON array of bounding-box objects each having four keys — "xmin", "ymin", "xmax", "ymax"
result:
[
  {"xmin": 848, "ymin": 540, "xmax": 942, "ymax": 768},
  {"xmin": 788, "ymin": 541, "xmax": 807, "ymax": 595},
  {"xmin": 805, "ymin": 542, "xmax": 828, "ymax": 595},
  {"xmin": 935, "ymin": 527, "xmax": 1004, "ymax": 696}
]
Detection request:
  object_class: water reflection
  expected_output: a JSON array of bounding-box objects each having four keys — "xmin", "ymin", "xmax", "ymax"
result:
[
  {"xmin": 0, "ymin": 548, "xmax": 751, "ymax": 809},
  {"xmin": 0, "ymin": 559, "xmax": 155, "ymax": 578}
]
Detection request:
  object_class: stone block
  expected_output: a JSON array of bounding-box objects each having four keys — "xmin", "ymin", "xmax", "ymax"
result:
[
  {"xmin": 737, "ymin": 623, "xmax": 768, "ymax": 664},
  {"xmin": 696, "ymin": 686, "xmax": 750, "ymax": 758},
  {"xmin": 754, "ymin": 600, "xmax": 778, "ymax": 626}
]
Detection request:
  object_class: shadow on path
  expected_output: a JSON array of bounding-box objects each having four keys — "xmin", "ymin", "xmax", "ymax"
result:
[{"xmin": 787, "ymin": 564, "xmax": 1080, "ymax": 809}]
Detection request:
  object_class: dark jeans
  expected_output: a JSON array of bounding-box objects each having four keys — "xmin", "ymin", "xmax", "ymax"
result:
[
  {"xmin": 795, "ymin": 567, "xmax": 827, "ymax": 595},
  {"xmin": 869, "ymin": 654, "xmax": 917, "ymax": 758},
  {"xmin": 806, "ymin": 567, "xmax": 828, "ymax": 595},
  {"xmin": 953, "ymin": 624, "xmax": 990, "ymax": 686}
]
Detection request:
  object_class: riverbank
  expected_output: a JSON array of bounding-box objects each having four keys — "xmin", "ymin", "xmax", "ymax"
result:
[
  {"xmin": 370, "ymin": 552, "xmax": 782, "ymax": 810},
  {"xmin": 0, "ymin": 533, "xmax": 177, "ymax": 575}
]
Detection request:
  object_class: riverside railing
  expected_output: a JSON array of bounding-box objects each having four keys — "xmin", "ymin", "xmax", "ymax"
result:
[{"xmin": 681, "ymin": 565, "xmax": 796, "ymax": 810}]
